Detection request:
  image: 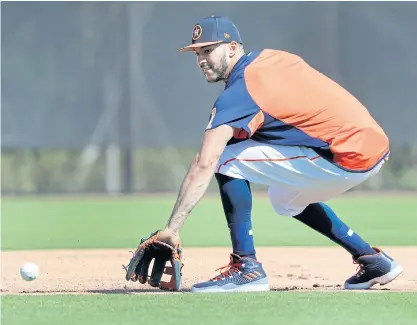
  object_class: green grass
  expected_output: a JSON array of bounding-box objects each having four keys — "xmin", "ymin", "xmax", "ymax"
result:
[
  {"xmin": 2, "ymin": 195, "xmax": 417, "ymax": 250},
  {"xmin": 2, "ymin": 196, "xmax": 416, "ymax": 325},
  {"xmin": 2, "ymin": 292, "xmax": 417, "ymax": 325}
]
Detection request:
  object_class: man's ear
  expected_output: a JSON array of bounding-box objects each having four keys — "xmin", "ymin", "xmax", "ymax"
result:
[{"xmin": 228, "ymin": 41, "xmax": 238, "ymax": 58}]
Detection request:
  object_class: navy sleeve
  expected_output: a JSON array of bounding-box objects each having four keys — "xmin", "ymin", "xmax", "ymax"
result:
[{"xmin": 205, "ymin": 78, "xmax": 263, "ymax": 138}]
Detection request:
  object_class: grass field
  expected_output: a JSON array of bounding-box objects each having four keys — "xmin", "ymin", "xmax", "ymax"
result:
[
  {"xmin": 2, "ymin": 194, "xmax": 417, "ymax": 325},
  {"xmin": 3, "ymin": 293, "xmax": 417, "ymax": 325},
  {"xmin": 2, "ymin": 195, "xmax": 417, "ymax": 250}
]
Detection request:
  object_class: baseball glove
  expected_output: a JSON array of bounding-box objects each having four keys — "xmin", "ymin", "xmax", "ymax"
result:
[{"xmin": 123, "ymin": 230, "xmax": 183, "ymax": 291}]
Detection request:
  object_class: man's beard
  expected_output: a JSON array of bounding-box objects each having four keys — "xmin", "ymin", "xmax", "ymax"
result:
[{"xmin": 205, "ymin": 56, "xmax": 228, "ymax": 83}]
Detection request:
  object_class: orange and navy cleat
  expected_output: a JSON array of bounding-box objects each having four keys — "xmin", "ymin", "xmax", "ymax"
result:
[
  {"xmin": 191, "ymin": 253, "xmax": 270, "ymax": 293},
  {"xmin": 344, "ymin": 247, "xmax": 403, "ymax": 290}
]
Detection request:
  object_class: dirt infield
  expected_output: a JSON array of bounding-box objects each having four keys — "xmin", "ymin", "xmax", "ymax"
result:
[{"xmin": 2, "ymin": 247, "xmax": 416, "ymax": 295}]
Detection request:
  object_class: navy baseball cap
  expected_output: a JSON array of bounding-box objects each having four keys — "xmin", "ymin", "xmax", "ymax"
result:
[{"xmin": 179, "ymin": 16, "xmax": 242, "ymax": 52}]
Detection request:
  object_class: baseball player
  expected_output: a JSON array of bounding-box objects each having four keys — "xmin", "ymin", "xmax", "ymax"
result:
[{"xmin": 124, "ymin": 16, "xmax": 403, "ymax": 293}]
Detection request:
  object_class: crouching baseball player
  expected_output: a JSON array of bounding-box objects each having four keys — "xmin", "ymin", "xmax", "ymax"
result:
[{"xmin": 124, "ymin": 16, "xmax": 403, "ymax": 293}]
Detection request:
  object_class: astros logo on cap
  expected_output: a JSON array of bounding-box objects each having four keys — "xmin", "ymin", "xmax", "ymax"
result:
[{"xmin": 192, "ymin": 24, "xmax": 203, "ymax": 41}]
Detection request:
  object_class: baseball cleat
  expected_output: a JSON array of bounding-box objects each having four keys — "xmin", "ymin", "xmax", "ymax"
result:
[
  {"xmin": 191, "ymin": 253, "xmax": 270, "ymax": 293},
  {"xmin": 344, "ymin": 247, "xmax": 403, "ymax": 290}
]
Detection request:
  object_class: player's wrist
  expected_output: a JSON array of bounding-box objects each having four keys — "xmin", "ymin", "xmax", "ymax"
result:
[{"xmin": 161, "ymin": 226, "xmax": 180, "ymax": 243}]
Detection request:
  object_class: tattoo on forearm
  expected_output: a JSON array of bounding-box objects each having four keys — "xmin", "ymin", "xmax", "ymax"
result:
[{"xmin": 167, "ymin": 158, "xmax": 213, "ymax": 232}]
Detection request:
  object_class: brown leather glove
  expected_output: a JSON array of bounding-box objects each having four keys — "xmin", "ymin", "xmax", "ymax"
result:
[{"xmin": 124, "ymin": 230, "xmax": 183, "ymax": 291}]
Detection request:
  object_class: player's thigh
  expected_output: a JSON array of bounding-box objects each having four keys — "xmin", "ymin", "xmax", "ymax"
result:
[
  {"xmin": 268, "ymin": 160, "xmax": 385, "ymax": 217},
  {"xmin": 267, "ymin": 185, "xmax": 347, "ymax": 217},
  {"xmin": 216, "ymin": 139, "xmax": 322, "ymax": 186},
  {"xmin": 217, "ymin": 139, "xmax": 385, "ymax": 217}
]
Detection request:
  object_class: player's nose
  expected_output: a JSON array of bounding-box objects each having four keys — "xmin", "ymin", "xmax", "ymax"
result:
[{"xmin": 197, "ymin": 55, "xmax": 207, "ymax": 66}]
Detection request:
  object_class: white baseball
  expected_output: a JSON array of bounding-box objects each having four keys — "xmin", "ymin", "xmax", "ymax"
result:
[{"xmin": 20, "ymin": 262, "xmax": 39, "ymax": 281}]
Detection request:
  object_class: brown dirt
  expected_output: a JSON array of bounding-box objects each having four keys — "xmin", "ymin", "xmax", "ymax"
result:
[{"xmin": 2, "ymin": 247, "xmax": 416, "ymax": 295}]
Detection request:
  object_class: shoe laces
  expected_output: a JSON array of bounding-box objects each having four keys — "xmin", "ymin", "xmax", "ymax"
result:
[
  {"xmin": 211, "ymin": 257, "xmax": 243, "ymax": 281},
  {"xmin": 353, "ymin": 260, "xmax": 366, "ymax": 277}
]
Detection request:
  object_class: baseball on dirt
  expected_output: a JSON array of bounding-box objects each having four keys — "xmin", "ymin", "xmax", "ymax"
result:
[{"xmin": 20, "ymin": 262, "xmax": 39, "ymax": 281}]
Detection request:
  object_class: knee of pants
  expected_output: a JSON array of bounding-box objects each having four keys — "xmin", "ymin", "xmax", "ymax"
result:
[{"xmin": 267, "ymin": 187, "xmax": 306, "ymax": 217}]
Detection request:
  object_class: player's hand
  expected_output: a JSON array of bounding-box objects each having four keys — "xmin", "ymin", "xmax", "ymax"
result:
[
  {"xmin": 157, "ymin": 227, "xmax": 181, "ymax": 248},
  {"xmin": 123, "ymin": 229, "xmax": 183, "ymax": 291}
]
